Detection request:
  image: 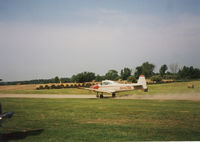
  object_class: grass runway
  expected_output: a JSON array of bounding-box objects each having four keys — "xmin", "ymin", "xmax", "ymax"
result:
[
  {"xmin": 0, "ymin": 98, "xmax": 200, "ymax": 141},
  {"xmin": 0, "ymin": 81, "xmax": 200, "ymax": 141}
]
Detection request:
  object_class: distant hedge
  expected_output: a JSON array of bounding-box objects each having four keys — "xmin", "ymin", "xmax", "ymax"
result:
[{"xmin": 151, "ymin": 75, "xmax": 162, "ymax": 83}]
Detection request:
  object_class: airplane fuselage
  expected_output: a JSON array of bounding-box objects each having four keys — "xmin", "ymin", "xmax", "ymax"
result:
[{"xmin": 83, "ymin": 75, "xmax": 148, "ymax": 98}]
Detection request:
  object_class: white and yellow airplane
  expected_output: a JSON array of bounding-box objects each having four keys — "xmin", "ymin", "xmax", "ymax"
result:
[{"xmin": 81, "ymin": 75, "xmax": 148, "ymax": 98}]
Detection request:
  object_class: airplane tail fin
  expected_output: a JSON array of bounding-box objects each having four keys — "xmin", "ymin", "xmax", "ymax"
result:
[{"xmin": 137, "ymin": 75, "xmax": 148, "ymax": 92}]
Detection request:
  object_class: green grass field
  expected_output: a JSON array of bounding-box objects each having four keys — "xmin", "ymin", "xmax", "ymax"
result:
[
  {"xmin": 0, "ymin": 80, "xmax": 200, "ymax": 95},
  {"xmin": 0, "ymin": 98, "xmax": 200, "ymax": 141},
  {"xmin": 120, "ymin": 80, "xmax": 200, "ymax": 96},
  {"xmin": 0, "ymin": 87, "xmax": 94, "ymax": 95},
  {"xmin": 0, "ymin": 81, "xmax": 200, "ymax": 141}
]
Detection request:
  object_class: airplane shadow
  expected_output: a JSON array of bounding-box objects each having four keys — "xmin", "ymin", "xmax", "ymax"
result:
[
  {"xmin": 0, "ymin": 129, "xmax": 44, "ymax": 142},
  {"xmin": 102, "ymin": 96, "xmax": 113, "ymax": 99},
  {"xmin": 98, "ymin": 96, "xmax": 114, "ymax": 99}
]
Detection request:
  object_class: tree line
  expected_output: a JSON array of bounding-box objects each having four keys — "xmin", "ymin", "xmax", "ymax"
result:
[{"xmin": 0, "ymin": 62, "xmax": 200, "ymax": 85}]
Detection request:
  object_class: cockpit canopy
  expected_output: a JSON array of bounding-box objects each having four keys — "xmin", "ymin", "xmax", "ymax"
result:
[{"xmin": 101, "ymin": 80, "xmax": 117, "ymax": 86}]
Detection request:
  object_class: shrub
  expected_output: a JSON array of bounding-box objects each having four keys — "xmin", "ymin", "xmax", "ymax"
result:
[
  {"xmin": 44, "ymin": 85, "xmax": 50, "ymax": 89},
  {"xmin": 51, "ymin": 84, "xmax": 56, "ymax": 89},
  {"xmin": 85, "ymin": 83, "xmax": 91, "ymax": 87},
  {"xmin": 64, "ymin": 84, "xmax": 69, "ymax": 88},
  {"xmin": 60, "ymin": 84, "xmax": 64, "ymax": 88},
  {"xmin": 40, "ymin": 85, "xmax": 45, "ymax": 89},
  {"xmin": 163, "ymin": 75, "xmax": 178, "ymax": 80},
  {"xmin": 78, "ymin": 83, "xmax": 83, "ymax": 87},
  {"xmin": 73, "ymin": 84, "xmax": 78, "ymax": 88},
  {"xmin": 36, "ymin": 85, "xmax": 42, "ymax": 90},
  {"xmin": 151, "ymin": 75, "xmax": 162, "ymax": 83},
  {"xmin": 54, "ymin": 84, "xmax": 60, "ymax": 89},
  {"xmin": 70, "ymin": 84, "xmax": 74, "ymax": 88}
]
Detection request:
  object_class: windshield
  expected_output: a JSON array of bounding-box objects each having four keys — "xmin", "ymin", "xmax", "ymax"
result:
[{"xmin": 102, "ymin": 81, "xmax": 112, "ymax": 85}]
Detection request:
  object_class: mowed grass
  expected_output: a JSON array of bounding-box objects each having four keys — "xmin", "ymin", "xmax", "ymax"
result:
[
  {"xmin": 0, "ymin": 98, "xmax": 200, "ymax": 141},
  {"xmin": 0, "ymin": 87, "xmax": 94, "ymax": 95},
  {"xmin": 118, "ymin": 80, "xmax": 200, "ymax": 96},
  {"xmin": 1, "ymin": 80, "xmax": 200, "ymax": 95}
]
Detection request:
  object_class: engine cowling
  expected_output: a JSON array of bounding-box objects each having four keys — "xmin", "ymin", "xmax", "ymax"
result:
[{"xmin": 90, "ymin": 85, "xmax": 99, "ymax": 89}]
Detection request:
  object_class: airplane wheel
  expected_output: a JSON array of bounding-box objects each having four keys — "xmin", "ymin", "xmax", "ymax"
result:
[
  {"xmin": 100, "ymin": 94, "xmax": 104, "ymax": 98},
  {"xmin": 112, "ymin": 93, "xmax": 116, "ymax": 98}
]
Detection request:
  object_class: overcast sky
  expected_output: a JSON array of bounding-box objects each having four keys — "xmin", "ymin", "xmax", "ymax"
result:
[{"xmin": 0, "ymin": 0, "xmax": 200, "ymax": 81}]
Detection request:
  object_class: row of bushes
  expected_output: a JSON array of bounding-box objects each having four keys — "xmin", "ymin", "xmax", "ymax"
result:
[
  {"xmin": 36, "ymin": 82, "xmax": 98, "ymax": 90},
  {"xmin": 150, "ymin": 75, "xmax": 175, "ymax": 83},
  {"xmin": 36, "ymin": 75, "xmax": 174, "ymax": 90},
  {"xmin": 126, "ymin": 75, "xmax": 175, "ymax": 84}
]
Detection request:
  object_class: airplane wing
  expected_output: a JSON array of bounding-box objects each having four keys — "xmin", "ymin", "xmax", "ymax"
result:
[
  {"xmin": 78, "ymin": 87, "xmax": 113, "ymax": 94},
  {"xmin": 108, "ymin": 84, "xmax": 143, "ymax": 93},
  {"xmin": 79, "ymin": 85, "xmax": 143, "ymax": 94},
  {"xmin": 114, "ymin": 85, "xmax": 143, "ymax": 93}
]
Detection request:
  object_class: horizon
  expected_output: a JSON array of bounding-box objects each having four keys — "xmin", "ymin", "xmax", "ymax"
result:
[
  {"xmin": 1, "ymin": 0, "xmax": 200, "ymax": 81},
  {"xmin": 0, "ymin": 63, "xmax": 198, "ymax": 82}
]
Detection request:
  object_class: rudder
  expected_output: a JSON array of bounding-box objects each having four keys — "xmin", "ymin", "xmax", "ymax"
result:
[{"xmin": 138, "ymin": 75, "xmax": 148, "ymax": 92}]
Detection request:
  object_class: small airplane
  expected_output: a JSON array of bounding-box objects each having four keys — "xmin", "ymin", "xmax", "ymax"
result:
[
  {"xmin": 0, "ymin": 104, "xmax": 14, "ymax": 126},
  {"xmin": 80, "ymin": 75, "xmax": 148, "ymax": 98}
]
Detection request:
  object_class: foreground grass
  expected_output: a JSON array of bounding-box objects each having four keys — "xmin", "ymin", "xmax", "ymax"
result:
[
  {"xmin": 0, "ymin": 98, "xmax": 200, "ymax": 141},
  {"xmin": 0, "ymin": 88, "xmax": 95, "ymax": 95},
  {"xmin": 0, "ymin": 80, "xmax": 200, "ymax": 95}
]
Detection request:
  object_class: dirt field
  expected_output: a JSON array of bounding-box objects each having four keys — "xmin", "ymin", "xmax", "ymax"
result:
[
  {"xmin": 0, "ymin": 93, "xmax": 200, "ymax": 101},
  {"xmin": 0, "ymin": 81, "xmax": 200, "ymax": 101},
  {"xmin": 0, "ymin": 84, "xmax": 36, "ymax": 90},
  {"xmin": 117, "ymin": 93, "xmax": 200, "ymax": 101}
]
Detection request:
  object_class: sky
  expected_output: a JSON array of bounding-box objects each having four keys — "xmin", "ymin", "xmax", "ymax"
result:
[{"xmin": 0, "ymin": 0, "xmax": 200, "ymax": 81}]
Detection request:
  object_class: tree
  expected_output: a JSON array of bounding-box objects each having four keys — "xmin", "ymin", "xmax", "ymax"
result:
[
  {"xmin": 169, "ymin": 63, "xmax": 179, "ymax": 74},
  {"xmin": 60, "ymin": 78, "xmax": 71, "ymax": 83},
  {"xmin": 127, "ymin": 76, "xmax": 137, "ymax": 83},
  {"xmin": 0, "ymin": 79, "xmax": 2, "ymax": 82},
  {"xmin": 141, "ymin": 62, "xmax": 155, "ymax": 78},
  {"xmin": 71, "ymin": 72, "xmax": 96, "ymax": 83},
  {"xmin": 178, "ymin": 66, "xmax": 200, "ymax": 79},
  {"xmin": 71, "ymin": 75, "xmax": 77, "ymax": 83},
  {"xmin": 55, "ymin": 76, "xmax": 60, "ymax": 83},
  {"xmin": 95, "ymin": 75, "xmax": 105, "ymax": 82},
  {"xmin": 159, "ymin": 64, "xmax": 168, "ymax": 77},
  {"xmin": 120, "ymin": 67, "xmax": 132, "ymax": 80},
  {"xmin": 134, "ymin": 66, "xmax": 142, "ymax": 78},
  {"xmin": 134, "ymin": 62, "xmax": 155, "ymax": 78},
  {"xmin": 105, "ymin": 70, "xmax": 119, "ymax": 80}
]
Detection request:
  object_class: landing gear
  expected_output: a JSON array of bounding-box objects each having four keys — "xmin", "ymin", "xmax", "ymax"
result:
[
  {"xmin": 112, "ymin": 93, "xmax": 116, "ymax": 98},
  {"xmin": 96, "ymin": 92, "xmax": 99, "ymax": 98},
  {"xmin": 144, "ymin": 88, "xmax": 148, "ymax": 92},
  {"xmin": 96, "ymin": 92, "xmax": 104, "ymax": 98},
  {"xmin": 100, "ymin": 93, "xmax": 104, "ymax": 98}
]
